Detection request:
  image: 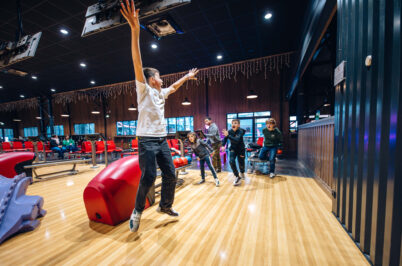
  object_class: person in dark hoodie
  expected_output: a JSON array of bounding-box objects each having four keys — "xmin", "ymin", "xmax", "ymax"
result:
[
  {"xmin": 188, "ymin": 132, "xmax": 220, "ymax": 187},
  {"xmin": 222, "ymin": 119, "xmax": 246, "ymax": 186},
  {"xmin": 259, "ymin": 118, "xmax": 283, "ymax": 178},
  {"xmin": 204, "ymin": 117, "xmax": 222, "ymax": 172},
  {"xmin": 50, "ymin": 135, "xmax": 66, "ymax": 159}
]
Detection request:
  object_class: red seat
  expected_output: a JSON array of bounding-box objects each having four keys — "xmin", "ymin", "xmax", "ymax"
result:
[
  {"xmin": 131, "ymin": 139, "xmax": 138, "ymax": 150},
  {"xmin": 96, "ymin": 141, "xmax": 105, "ymax": 154},
  {"xmin": 107, "ymin": 140, "xmax": 122, "ymax": 152},
  {"xmin": 167, "ymin": 139, "xmax": 173, "ymax": 148},
  {"xmin": 170, "ymin": 139, "xmax": 179, "ymax": 150},
  {"xmin": 24, "ymin": 141, "xmax": 34, "ymax": 152},
  {"xmin": 12, "ymin": 141, "xmax": 26, "ymax": 151},
  {"xmin": 257, "ymin": 137, "xmax": 264, "ymax": 146},
  {"xmin": 81, "ymin": 141, "xmax": 93, "ymax": 154},
  {"xmin": 37, "ymin": 141, "xmax": 52, "ymax": 153},
  {"xmin": 1, "ymin": 142, "xmax": 13, "ymax": 152}
]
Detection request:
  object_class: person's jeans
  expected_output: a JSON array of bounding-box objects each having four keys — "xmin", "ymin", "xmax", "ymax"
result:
[
  {"xmin": 65, "ymin": 145, "xmax": 78, "ymax": 152},
  {"xmin": 200, "ymin": 156, "xmax": 218, "ymax": 180},
  {"xmin": 51, "ymin": 147, "xmax": 66, "ymax": 159},
  {"xmin": 258, "ymin": 146, "xmax": 278, "ymax": 173},
  {"xmin": 135, "ymin": 137, "xmax": 176, "ymax": 213},
  {"xmin": 229, "ymin": 149, "xmax": 245, "ymax": 177},
  {"xmin": 211, "ymin": 142, "xmax": 222, "ymax": 171}
]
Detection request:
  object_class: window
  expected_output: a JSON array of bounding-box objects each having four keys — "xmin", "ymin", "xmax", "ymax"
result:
[
  {"xmin": 24, "ymin": 127, "xmax": 38, "ymax": 137},
  {"xmin": 168, "ymin": 118, "xmax": 177, "ymax": 134},
  {"xmin": 165, "ymin": 116, "xmax": 194, "ymax": 134},
  {"xmin": 47, "ymin": 125, "xmax": 64, "ymax": 137},
  {"xmin": 74, "ymin": 123, "xmax": 95, "ymax": 135},
  {"xmin": 0, "ymin": 128, "xmax": 13, "ymax": 141},
  {"xmin": 290, "ymin": 116, "xmax": 298, "ymax": 133},
  {"xmin": 116, "ymin": 120, "xmax": 137, "ymax": 136}
]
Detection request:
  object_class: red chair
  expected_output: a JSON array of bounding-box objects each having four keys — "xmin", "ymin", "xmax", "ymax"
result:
[
  {"xmin": 24, "ymin": 141, "xmax": 34, "ymax": 152},
  {"xmin": 170, "ymin": 139, "xmax": 179, "ymax": 150},
  {"xmin": 37, "ymin": 141, "xmax": 52, "ymax": 154},
  {"xmin": 12, "ymin": 141, "xmax": 27, "ymax": 151},
  {"xmin": 107, "ymin": 140, "xmax": 122, "ymax": 152},
  {"xmin": 131, "ymin": 139, "xmax": 138, "ymax": 151},
  {"xmin": 1, "ymin": 142, "xmax": 13, "ymax": 152},
  {"xmin": 95, "ymin": 141, "xmax": 105, "ymax": 154},
  {"xmin": 81, "ymin": 141, "xmax": 93, "ymax": 154}
]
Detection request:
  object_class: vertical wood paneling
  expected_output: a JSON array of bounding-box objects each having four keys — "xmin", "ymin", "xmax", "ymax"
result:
[
  {"xmin": 298, "ymin": 118, "xmax": 335, "ymax": 195},
  {"xmin": 335, "ymin": 0, "xmax": 401, "ymax": 264}
]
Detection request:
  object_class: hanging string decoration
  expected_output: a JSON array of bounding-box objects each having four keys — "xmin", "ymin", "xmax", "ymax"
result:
[
  {"xmin": 0, "ymin": 98, "xmax": 39, "ymax": 112},
  {"xmin": 0, "ymin": 52, "xmax": 293, "ymax": 109}
]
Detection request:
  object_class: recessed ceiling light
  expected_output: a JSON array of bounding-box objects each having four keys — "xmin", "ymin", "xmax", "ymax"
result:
[
  {"xmin": 217, "ymin": 54, "xmax": 223, "ymax": 60},
  {"xmin": 264, "ymin": 13, "xmax": 273, "ymax": 20},
  {"xmin": 91, "ymin": 110, "xmax": 100, "ymax": 114},
  {"xmin": 324, "ymin": 103, "xmax": 331, "ymax": 107},
  {"xmin": 0, "ymin": 85, "xmax": 3, "ymax": 89},
  {"xmin": 31, "ymin": 75, "xmax": 37, "ymax": 80},
  {"xmin": 61, "ymin": 114, "xmax": 70, "ymax": 117},
  {"xmin": 60, "ymin": 29, "xmax": 69, "ymax": 35},
  {"xmin": 50, "ymin": 88, "xmax": 56, "ymax": 92},
  {"xmin": 105, "ymin": 114, "xmax": 110, "ymax": 118},
  {"xmin": 20, "ymin": 94, "xmax": 25, "ymax": 98},
  {"xmin": 13, "ymin": 119, "xmax": 22, "ymax": 122},
  {"xmin": 151, "ymin": 43, "xmax": 158, "ymax": 49},
  {"xmin": 35, "ymin": 116, "xmax": 42, "ymax": 120},
  {"xmin": 80, "ymin": 62, "xmax": 87, "ymax": 67},
  {"xmin": 90, "ymin": 80, "xmax": 95, "ymax": 85}
]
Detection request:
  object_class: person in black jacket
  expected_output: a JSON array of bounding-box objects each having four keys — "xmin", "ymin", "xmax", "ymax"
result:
[
  {"xmin": 50, "ymin": 135, "xmax": 66, "ymax": 159},
  {"xmin": 222, "ymin": 119, "xmax": 246, "ymax": 186},
  {"xmin": 188, "ymin": 132, "xmax": 220, "ymax": 187}
]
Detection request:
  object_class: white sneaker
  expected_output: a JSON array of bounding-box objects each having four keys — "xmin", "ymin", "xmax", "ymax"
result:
[
  {"xmin": 129, "ymin": 209, "xmax": 142, "ymax": 232},
  {"xmin": 215, "ymin": 178, "xmax": 220, "ymax": 187},
  {"xmin": 270, "ymin": 173, "xmax": 275, "ymax": 178},
  {"xmin": 239, "ymin": 172, "xmax": 245, "ymax": 179},
  {"xmin": 247, "ymin": 168, "xmax": 253, "ymax": 174},
  {"xmin": 233, "ymin": 176, "xmax": 242, "ymax": 186}
]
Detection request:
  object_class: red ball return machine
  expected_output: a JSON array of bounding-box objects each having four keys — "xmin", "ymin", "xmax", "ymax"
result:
[{"xmin": 83, "ymin": 154, "xmax": 192, "ymax": 226}]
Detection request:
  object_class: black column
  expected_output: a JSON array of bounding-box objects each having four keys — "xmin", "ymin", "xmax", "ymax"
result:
[{"xmin": 47, "ymin": 96, "xmax": 54, "ymax": 136}]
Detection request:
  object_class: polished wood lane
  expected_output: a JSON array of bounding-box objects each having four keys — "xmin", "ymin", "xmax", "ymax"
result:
[{"xmin": 0, "ymin": 165, "xmax": 368, "ymax": 265}]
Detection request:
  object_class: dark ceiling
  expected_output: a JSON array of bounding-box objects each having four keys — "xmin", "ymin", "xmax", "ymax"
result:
[{"xmin": 0, "ymin": 0, "xmax": 309, "ymax": 103}]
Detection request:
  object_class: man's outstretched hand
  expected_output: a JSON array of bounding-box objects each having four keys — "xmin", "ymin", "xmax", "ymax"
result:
[
  {"xmin": 187, "ymin": 68, "xmax": 199, "ymax": 80},
  {"xmin": 120, "ymin": 0, "xmax": 140, "ymax": 36}
]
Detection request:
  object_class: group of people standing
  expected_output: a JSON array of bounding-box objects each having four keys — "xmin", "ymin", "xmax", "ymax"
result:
[{"xmin": 188, "ymin": 117, "xmax": 283, "ymax": 187}]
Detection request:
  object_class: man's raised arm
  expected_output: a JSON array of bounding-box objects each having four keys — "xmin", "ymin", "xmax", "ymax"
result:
[{"xmin": 120, "ymin": 0, "xmax": 145, "ymax": 83}]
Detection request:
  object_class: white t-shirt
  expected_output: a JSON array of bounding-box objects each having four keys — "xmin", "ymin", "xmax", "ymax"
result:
[{"xmin": 136, "ymin": 80, "xmax": 173, "ymax": 137}]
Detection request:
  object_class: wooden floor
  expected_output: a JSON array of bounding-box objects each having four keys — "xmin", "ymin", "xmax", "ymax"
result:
[{"xmin": 0, "ymin": 164, "xmax": 369, "ymax": 266}]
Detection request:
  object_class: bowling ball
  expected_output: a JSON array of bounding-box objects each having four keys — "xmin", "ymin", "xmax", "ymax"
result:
[
  {"xmin": 173, "ymin": 155, "xmax": 180, "ymax": 160},
  {"xmin": 180, "ymin": 157, "xmax": 188, "ymax": 166},
  {"xmin": 173, "ymin": 158, "xmax": 181, "ymax": 168},
  {"xmin": 277, "ymin": 149, "xmax": 283, "ymax": 155},
  {"xmin": 185, "ymin": 155, "xmax": 192, "ymax": 164}
]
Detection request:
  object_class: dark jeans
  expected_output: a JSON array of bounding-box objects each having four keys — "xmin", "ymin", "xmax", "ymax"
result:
[
  {"xmin": 65, "ymin": 145, "xmax": 78, "ymax": 152},
  {"xmin": 51, "ymin": 147, "xmax": 66, "ymax": 159},
  {"xmin": 259, "ymin": 146, "xmax": 277, "ymax": 173},
  {"xmin": 135, "ymin": 137, "xmax": 176, "ymax": 213},
  {"xmin": 200, "ymin": 156, "xmax": 218, "ymax": 180},
  {"xmin": 229, "ymin": 149, "xmax": 245, "ymax": 177}
]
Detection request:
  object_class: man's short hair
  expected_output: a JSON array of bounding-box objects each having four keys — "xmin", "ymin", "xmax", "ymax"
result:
[
  {"xmin": 143, "ymin": 67, "xmax": 159, "ymax": 82},
  {"xmin": 266, "ymin": 118, "xmax": 276, "ymax": 125},
  {"xmin": 232, "ymin": 119, "xmax": 240, "ymax": 124},
  {"xmin": 205, "ymin": 117, "xmax": 212, "ymax": 121}
]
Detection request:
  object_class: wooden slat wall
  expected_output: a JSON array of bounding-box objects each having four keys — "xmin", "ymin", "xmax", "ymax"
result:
[{"xmin": 298, "ymin": 117, "xmax": 334, "ymax": 195}]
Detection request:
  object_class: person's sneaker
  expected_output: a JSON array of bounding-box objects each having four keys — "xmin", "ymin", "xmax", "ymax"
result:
[
  {"xmin": 239, "ymin": 172, "xmax": 245, "ymax": 179},
  {"xmin": 156, "ymin": 206, "xmax": 179, "ymax": 216},
  {"xmin": 197, "ymin": 179, "xmax": 205, "ymax": 184},
  {"xmin": 233, "ymin": 176, "xmax": 242, "ymax": 186},
  {"xmin": 247, "ymin": 168, "xmax": 253, "ymax": 174},
  {"xmin": 216, "ymin": 169, "xmax": 222, "ymax": 173},
  {"xmin": 215, "ymin": 178, "xmax": 220, "ymax": 187},
  {"xmin": 270, "ymin": 173, "xmax": 276, "ymax": 178},
  {"xmin": 129, "ymin": 209, "xmax": 142, "ymax": 232}
]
